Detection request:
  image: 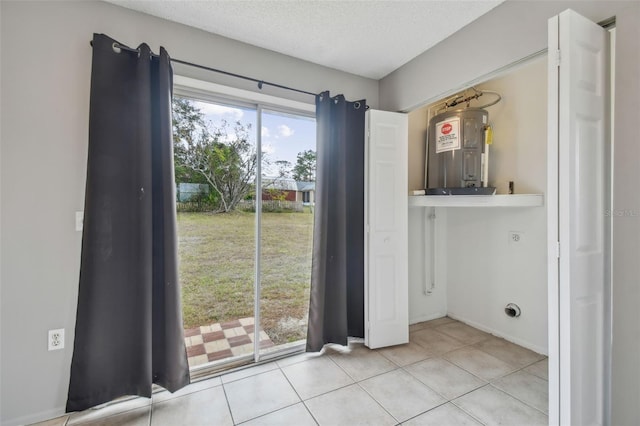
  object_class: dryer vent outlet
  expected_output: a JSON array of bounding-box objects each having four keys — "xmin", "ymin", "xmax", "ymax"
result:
[{"xmin": 505, "ymin": 303, "xmax": 521, "ymax": 318}]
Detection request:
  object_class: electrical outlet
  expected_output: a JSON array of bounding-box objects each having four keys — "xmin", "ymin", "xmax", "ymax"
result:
[
  {"xmin": 48, "ymin": 329, "xmax": 65, "ymax": 351},
  {"xmin": 509, "ymin": 231, "xmax": 523, "ymax": 245}
]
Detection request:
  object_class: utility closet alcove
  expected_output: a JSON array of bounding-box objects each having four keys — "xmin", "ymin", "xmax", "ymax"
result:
[{"xmin": 407, "ymin": 55, "xmax": 548, "ymax": 355}]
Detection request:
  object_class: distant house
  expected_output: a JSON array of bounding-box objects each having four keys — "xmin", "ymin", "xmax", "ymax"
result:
[
  {"xmin": 261, "ymin": 177, "xmax": 315, "ymax": 204},
  {"xmin": 296, "ymin": 181, "xmax": 315, "ymax": 205}
]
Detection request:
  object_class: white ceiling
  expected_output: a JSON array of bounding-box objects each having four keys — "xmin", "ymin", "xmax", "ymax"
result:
[{"xmin": 106, "ymin": 0, "xmax": 505, "ymax": 80}]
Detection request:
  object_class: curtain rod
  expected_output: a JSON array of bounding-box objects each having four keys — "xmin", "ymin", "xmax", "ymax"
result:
[
  {"xmin": 95, "ymin": 41, "xmax": 318, "ymax": 98},
  {"xmin": 170, "ymin": 57, "xmax": 317, "ymax": 97}
]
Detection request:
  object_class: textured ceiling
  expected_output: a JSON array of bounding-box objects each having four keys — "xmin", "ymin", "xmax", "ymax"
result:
[{"xmin": 106, "ymin": 0, "xmax": 504, "ymax": 80}]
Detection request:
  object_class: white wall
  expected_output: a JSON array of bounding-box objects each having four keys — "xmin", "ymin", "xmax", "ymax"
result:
[
  {"xmin": 406, "ymin": 107, "xmax": 428, "ymax": 191},
  {"xmin": 0, "ymin": 1, "xmax": 378, "ymax": 424},
  {"xmin": 445, "ymin": 207, "xmax": 547, "ymax": 354},
  {"xmin": 476, "ymin": 57, "xmax": 547, "ymax": 196},
  {"xmin": 383, "ymin": 1, "xmax": 640, "ymax": 424}
]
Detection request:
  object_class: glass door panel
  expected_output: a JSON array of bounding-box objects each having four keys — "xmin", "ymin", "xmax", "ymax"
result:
[
  {"xmin": 259, "ymin": 109, "xmax": 316, "ymax": 356},
  {"xmin": 173, "ymin": 96, "xmax": 258, "ymax": 369}
]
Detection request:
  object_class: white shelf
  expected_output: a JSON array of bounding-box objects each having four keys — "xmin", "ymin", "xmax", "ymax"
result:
[{"xmin": 408, "ymin": 194, "xmax": 544, "ymax": 208}]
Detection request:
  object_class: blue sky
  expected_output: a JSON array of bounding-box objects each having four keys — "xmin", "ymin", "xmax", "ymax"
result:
[{"xmin": 192, "ymin": 99, "xmax": 316, "ymax": 177}]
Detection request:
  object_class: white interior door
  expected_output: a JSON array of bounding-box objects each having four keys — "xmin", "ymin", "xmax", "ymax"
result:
[
  {"xmin": 548, "ymin": 9, "xmax": 608, "ymax": 426},
  {"xmin": 364, "ymin": 110, "xmax": 409, "ymax": 349}
]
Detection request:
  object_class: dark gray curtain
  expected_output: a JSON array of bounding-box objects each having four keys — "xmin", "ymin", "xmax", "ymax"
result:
[
  {"xmin": 306, "ymin": 92, "xmax": 366, "ymax": 352},
  {"xmin": 67, "ymin": 34, "xmax": 189, "ymax": 412}
]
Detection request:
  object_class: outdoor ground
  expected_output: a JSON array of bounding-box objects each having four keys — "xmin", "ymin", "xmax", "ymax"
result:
[{"xmin": 177, "ymin": 210, "xmax": 313, "ymax": 345}]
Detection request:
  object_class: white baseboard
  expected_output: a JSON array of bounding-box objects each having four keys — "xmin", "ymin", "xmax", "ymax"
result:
[
  {"xmin": 3, "ymin": 395, "xmax": 150, "ymax": 426},
  {"xmin": 3, "ymin": 406, "xmax": 66, "ymax": 426},
  {"xmin": 446, "ymin": 312, "xmax": 548, "ymax": 356},
  {"xmin": 409, "ymin": 312, "xmax": 448, "ymax": 325}
]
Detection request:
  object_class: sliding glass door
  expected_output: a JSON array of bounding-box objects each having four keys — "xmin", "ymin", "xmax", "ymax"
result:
[
  {"xmin": 172, "ymin": 92, "xmax": 315, "ymax": 372},
  {"xmin": 259, "ymin": 109, "xmax": 315, "ymax": 357}
]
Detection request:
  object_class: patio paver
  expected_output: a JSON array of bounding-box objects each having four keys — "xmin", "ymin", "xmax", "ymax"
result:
[{"xmin": 184, "ymin": 317, "xmax": 274, "ymax": 367}]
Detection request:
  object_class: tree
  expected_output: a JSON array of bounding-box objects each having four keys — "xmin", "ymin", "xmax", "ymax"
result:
[
  {"xmin": 172, "ymin": 98, "xmax": 210, "ymax": 186},
  {"xmin": 172, "ymin": 98, "xmax": 256, "ymax": 213},
  {"xmin": 292, "ymin": 150, "xmax": 316, "ymax": 182},
  {"xmin": 274, "ymin": 160, "xmax": 292, "ymax": 179}
]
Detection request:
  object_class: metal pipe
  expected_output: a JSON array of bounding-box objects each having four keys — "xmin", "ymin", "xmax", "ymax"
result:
[
  {"xmin": 433, "ymin": 88, "xmax": 502, "ymax": 113},
  {"xmin": 428, "ymin": 207, "xmax": 436, "ymax": 294}
]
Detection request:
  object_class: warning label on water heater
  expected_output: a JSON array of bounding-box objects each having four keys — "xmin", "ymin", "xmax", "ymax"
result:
[{"xmin": 435, "ymin": 117, "xmax": 461, "ymax": 153}]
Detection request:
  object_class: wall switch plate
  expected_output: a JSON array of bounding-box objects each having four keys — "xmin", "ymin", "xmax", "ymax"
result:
[
  {"xmin": 48, "ymin": 329, "xmax": 65, "ymax": 351},
  {"xmin": 75, "ymin": 211, "xmax": 84, "ymax": 232}
]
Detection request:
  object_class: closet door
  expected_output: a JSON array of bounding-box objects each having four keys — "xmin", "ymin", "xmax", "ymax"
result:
[
  {"xmin": 548, "ymin": 9, "xmax": 609, "ymax": 426},
  {"xmin": 364, "ymin": 110, "xmax": 409, "ymax": 349}
]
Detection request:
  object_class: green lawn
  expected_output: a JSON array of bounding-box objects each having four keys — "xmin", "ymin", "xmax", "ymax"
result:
[{"xmin": 177, "ymin": 211, "xmax": 313, "ymax": 345}]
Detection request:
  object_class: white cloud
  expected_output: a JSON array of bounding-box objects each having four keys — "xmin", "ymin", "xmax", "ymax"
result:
[
  {"xmin": 277, "ymin": 124, "xmax": 294, "ymax": 138},
  {"xmin": 261, "ymin": 126, "xmax": 271, "ymax": 138},
  {"xmin": 194, "ymin": 101, "xmax": 244, "ymax": 121}
]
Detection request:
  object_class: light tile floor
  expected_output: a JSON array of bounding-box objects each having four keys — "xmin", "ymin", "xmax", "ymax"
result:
[{"xmin": 35, "ymin": 317, "xmax": 549, "ymax": 426}]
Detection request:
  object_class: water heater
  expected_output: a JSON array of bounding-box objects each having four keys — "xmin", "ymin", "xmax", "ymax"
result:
[{"xmin": 426, "ymin": 107, "xmax": 494, "ymax": 195}]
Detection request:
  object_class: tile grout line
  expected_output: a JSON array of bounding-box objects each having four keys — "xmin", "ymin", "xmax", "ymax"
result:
[
  {"xmin": 449, "ymin": 394, "xmax": 490, "ymax": 426},
  {"xmin": 353, "ymin": 380, "xmax": 402, "ymax": 424},
  {"xmin": 439, "ymin": 346, "xmax": 521, "ymax": 382},
  {"xmin": 279, "ymin": 348, "xmax": 404, "ymax": 422},
  {"xmin": 325, "ymin": 345, "xmax": 449, "ymax": 425},
  {"xmin": 327, "ymin": 347, "xmax": 403, "ymax": 383},
  {"xmin": 400, "ymin": 360, "xmax": 488, "ymax": 403},
  {"xmin": 224, "ymin": 367, "xmax": 310, "ymax": 425},
  {"xmin": 220, "ymin": 379, "xmax": 237, "ymax": 425},
  {"xmin": 401, "ymin": 345, "xmax": 494, "ymax": 386},
  {"xmin": 278, "ymin": 363, "xmax": 320, "ymax": 426},
  {"xmin": 220, "ymin": 362, "xmax": 279, "ymax": 386},
  {"xmin": 405, "ymin": 324, "xmax": 548, "ymax": 424},
  {"xmin": 280, "ymin": 354, "xmax": 357, "ymax": 401},
  {"xmin": 232, "ymin": 401, "xmax": 304, "ymax": 426},
  {"xmin": 487, "ymin": 383, "xmax": 549, "ymax": 417},
  {"xmin": 299, "ymin": 400, "xmax": 321, "ymax": 426},
  {"xmin": 397, "ymin": 400, "xmax": 461, "ymax": 426},
  {"xmin": 355, "ymin": 374, "xmax": 458, "ymax": 425}
]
